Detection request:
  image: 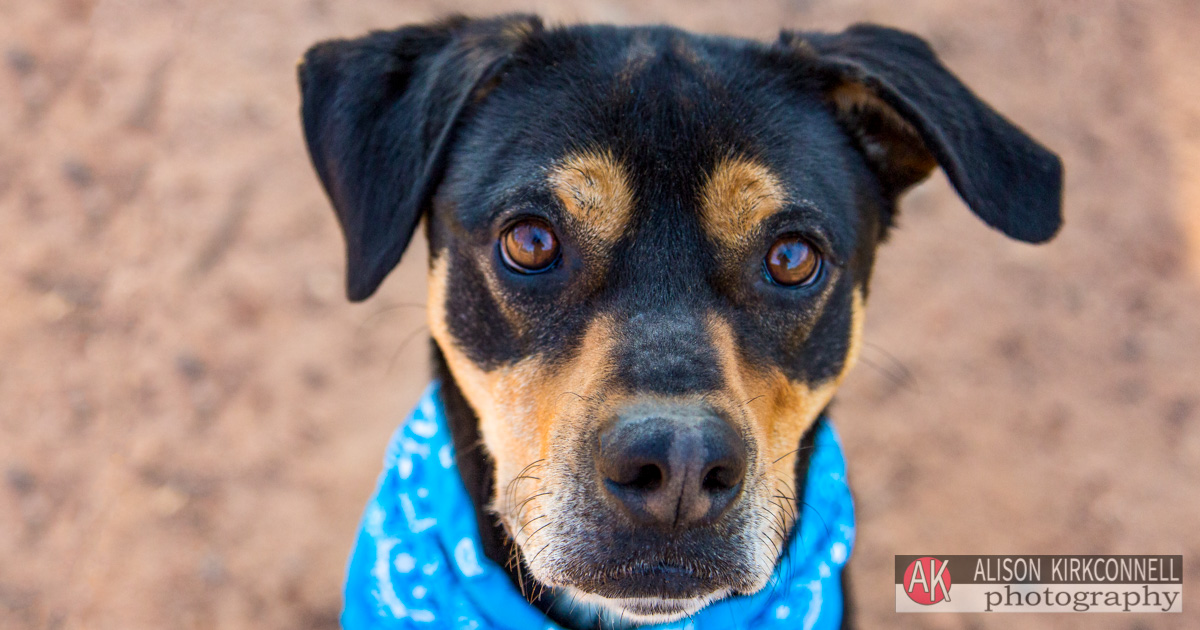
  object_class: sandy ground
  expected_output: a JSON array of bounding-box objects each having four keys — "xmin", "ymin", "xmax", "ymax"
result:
[{"xmin": 2, "ymin": 0, "xmax": 1199, "ymax": 628}]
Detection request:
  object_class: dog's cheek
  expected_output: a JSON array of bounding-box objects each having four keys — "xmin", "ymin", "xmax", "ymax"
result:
[
  {"xmin": 755, "ymin": 288, "xmax": 864, "ymax": 465},
  {"xmin": 430, "ymin": 258, "xmax": 622, "ymax": 553},
  {"xmin": 427, "ymin": 256, "xmax": 544, "ymax": 520},
  {"xmin": 521, "ymin": 316, "xmax": 623, "ymax": 575},
  {"xmin": 706, "ymin": 288, "xmax": 865, "ymax": 571}
]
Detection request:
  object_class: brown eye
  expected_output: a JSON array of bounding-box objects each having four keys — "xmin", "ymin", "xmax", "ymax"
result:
[
  {"xmin": 501, "ymin": 219, "xmax": 560, "ymax": 273},
  {"xmin": 765, "ymin": 235, "xmax": 821, "ymax": 287}
]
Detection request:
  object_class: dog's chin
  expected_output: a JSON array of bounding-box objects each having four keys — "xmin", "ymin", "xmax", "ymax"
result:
[
  {"xmin": 564, "ymin": 586, "xmax": 730, "ymax": 625},
  {"xmin": 517, "ymin": 524, "xmax": 780, "ymax": 625}
]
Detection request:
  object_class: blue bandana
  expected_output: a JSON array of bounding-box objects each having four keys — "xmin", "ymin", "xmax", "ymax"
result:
[{"xmin": 342, "ymin": 383, "xmax": 855, "ymax": 630}]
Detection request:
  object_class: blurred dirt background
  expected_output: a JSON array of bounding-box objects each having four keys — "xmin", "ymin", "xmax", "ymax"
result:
[{"xmin": 2, "ymin": 0, "xmax": 1199, "ymax": 628}]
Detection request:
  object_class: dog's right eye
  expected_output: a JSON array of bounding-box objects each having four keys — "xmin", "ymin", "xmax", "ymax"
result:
[{"xmin": 500, "ymin": 219, "xmax": 560, "ymax": 273}]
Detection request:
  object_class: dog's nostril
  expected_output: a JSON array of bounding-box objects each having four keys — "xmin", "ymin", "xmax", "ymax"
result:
[
  {"xmin": 628, "ymin": 464, "xmax": 663, "ymax": 491},
  {"xmin": 701, "ymin": 465, "xmax": 739, "ymax": 492}
]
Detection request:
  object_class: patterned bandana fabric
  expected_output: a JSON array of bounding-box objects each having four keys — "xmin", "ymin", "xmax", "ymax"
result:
[{"xmin": 342, "ymin": 383, "xmax": 855, "ymax": 630}]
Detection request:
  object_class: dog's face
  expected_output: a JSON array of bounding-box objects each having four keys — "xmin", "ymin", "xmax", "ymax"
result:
[{"xmin": 300, "ymin": 16, "xmax": 1061, "ymax": 623}]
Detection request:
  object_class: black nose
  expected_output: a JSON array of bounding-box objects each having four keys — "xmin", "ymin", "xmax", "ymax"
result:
[{"xmin": 597, "ymin": 404, "xmax": 747, "ymax": 530}]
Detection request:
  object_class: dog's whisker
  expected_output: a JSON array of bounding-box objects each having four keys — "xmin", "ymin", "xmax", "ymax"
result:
[
  {"xmin": 511, "ymin": 545, "xmax": 527, "ymax": 599},
  {"xmin": 456, "ymin": 438, "xmax": 487, "ymax": 458},
  {"xmin": 514, "ymin": 458, "xmax": 547, "ymax": 477},
  {"xmin": 523, "ymin": 520, "xmax": 555, "ymax": 547},
  {"xmin": 757, "ymin": 531, "xmax": 778, "ymax": 559},
  {"xmin": 857, "ymin": 351, "xmax": 920, "ymax": 396},
  {"xmin": 355, "ymin": 301, "xmax": 428, "ymax": 335},
  {"xmin": 506, "ymin": 479, "xmax": 542, "ymax": 517},
  {"xmin": 764, "ymin": 519, "xmax": 787, "ymax": 546},
  {"xmin": 507, "ymin": 474, "xmax": 542, "ymax": 483},
  {"xmin": 767, "ymin": 493, "xmax": 794, "ymax": 517},
  {"xmin": 771, "ymin": 443, "xmax": 818, "ymax": 464},
  {"xmin": 528, "ymin": 540, "xmax": 552, "ymax": 568},
  {"xmin": 509, "ymin": 486, "xmax": 548, "ymax": 547},
  {"xmin": 557, "ymin": 390, "xmax": 591, "ymax": 402},
  {"xmin": 772, "ymin": 492, "xmax": 799, "ymax": 508},
  {"xmin": 554, "ymin": 390, "xmax": 594, "ymax": 417},
  {"xmin": 799, "ymin": 500, "xmax": 832, "ymax": 540},
  {"xmin": 515, "ymin": 491, "xmax": 552, "ymax": 515},
  {"xmin": 505, "ymin": 475, "xmax": 542, "ymax": 508},
  {"xmin": 862, "ymin": 340, "xmax": 919, "ymax": 391},
  {"xmin": 766, "ymin": 506, "xmax": 789, "ymax": 537},
  {"xmin": 742, "ymin": 394, "xmax": 765, "ymax": 406},
  {"xmin": 774, "ymin": 473, "xmax": 797, "ymax": 497},
  {"xmin": 384, "ymin": 324, "xmax": 430, "ymax": 375},
  {"xmin": 504, "ymin": 459, "xmax": 546, "ymax": 513},
  {"xmin": 512, "ymin": 514, "xmax": 546, "ymax": 541}
]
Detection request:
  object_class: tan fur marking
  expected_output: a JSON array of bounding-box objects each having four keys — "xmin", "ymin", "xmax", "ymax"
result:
[
  {"xmin": 705, "ymin": 317, "xmax": 837, "ymax": 467},
  {"xmin": 704, "ymin": 289, "xmax": 865, "ymax": 583},
  {"xmin": 698, "ymin": 157, "xmax": 788, "ymax": 251},
  {"xmin": 428, "ymin": 255, "xmax": 618, "ymax": 547},
  {"xmin": 828, "ymin": 82, "xmax": 936, "ymax": 183},
  {"xmin": 703, "ymin": 316, "xmax": 834, "ymax": 588},
  {"xmin": 829, "ymin": 82, "xmax": 923, "ymax": 140},
  {"xmin": 841, "ymin": 287, "xmax": 866, "ymax": 382},
  {"xmin": 548, "ymin": 150, "xmax": 635, "ymax": 252}
]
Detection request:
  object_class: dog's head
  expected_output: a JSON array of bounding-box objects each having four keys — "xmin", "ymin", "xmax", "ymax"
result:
[{"xmin": 300, "ymin": 15, "xmax": 1061, "ymax": 623}]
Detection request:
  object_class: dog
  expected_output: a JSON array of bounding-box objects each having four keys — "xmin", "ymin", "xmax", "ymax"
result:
[{"xmin": 299, "ymin": 14, "xmax": 1062, "ymax": 628}]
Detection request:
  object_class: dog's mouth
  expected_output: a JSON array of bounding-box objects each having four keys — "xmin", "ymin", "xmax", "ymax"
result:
[
  {"xmin": 496, "ymin": 410, "xmax": 793, "ymax": 623},
  {"xmin": 547, "ymin": 559, "xmax": 736, "ymax": 623},
  {"xmin": 504, "ymin": 496, "xmax": 779, "ymax": 622},
  {"xmin": 563, "ymin": 561, "xmax": 727, "ymax": 600}
]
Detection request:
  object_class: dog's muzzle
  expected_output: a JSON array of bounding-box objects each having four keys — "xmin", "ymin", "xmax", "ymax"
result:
[{"xmin": 342, "ymin": 383, "xmax": 854, "ymax": 629}]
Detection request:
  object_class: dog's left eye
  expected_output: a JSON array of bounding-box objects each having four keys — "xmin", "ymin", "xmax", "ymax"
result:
[
  {"xmin": 764, "ymin": 235, "xmax": 822, "ymax": 287},
  {"xmin": 501, "ymin": 219, "xmax": 560, "ymax": 273}
]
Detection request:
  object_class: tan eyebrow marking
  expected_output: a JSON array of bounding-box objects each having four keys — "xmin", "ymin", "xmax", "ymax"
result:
[
  {"xmin": 548, "ymin": 149, "xmax": 635, "ymax": 252},
  {"xmin": 698, "ymin": 156, "xmax": 788, "ymax": 251}
]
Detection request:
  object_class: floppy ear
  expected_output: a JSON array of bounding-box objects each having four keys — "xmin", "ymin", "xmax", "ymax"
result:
[
  {"xmin": 299, "ymin": 14, "xmax": 541, "ymax": 300},
  {"xmin": 779, "ymin": 24, "xmax": 1063, "ymax": 243}
]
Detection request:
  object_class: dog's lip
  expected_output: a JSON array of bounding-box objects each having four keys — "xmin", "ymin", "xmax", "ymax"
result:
[{"xmin": 569, "ymin": 564, "xmax": 720, "ymax": 599}]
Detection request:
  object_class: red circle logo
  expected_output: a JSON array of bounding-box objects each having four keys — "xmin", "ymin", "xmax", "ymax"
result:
[{"xmin": 903, "ymin": 557, "xmax": 953, "ymax": 605}]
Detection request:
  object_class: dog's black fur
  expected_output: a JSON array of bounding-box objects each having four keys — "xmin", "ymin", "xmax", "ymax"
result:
[{"xmin": 300, "ymin": 15, "xmax": 1061, "ymax": 629}]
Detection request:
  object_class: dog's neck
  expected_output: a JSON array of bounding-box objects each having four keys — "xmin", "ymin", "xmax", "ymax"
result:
[{"xmin": 431, "ymin": 343, "xmax": 820, "ymax": 629}]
